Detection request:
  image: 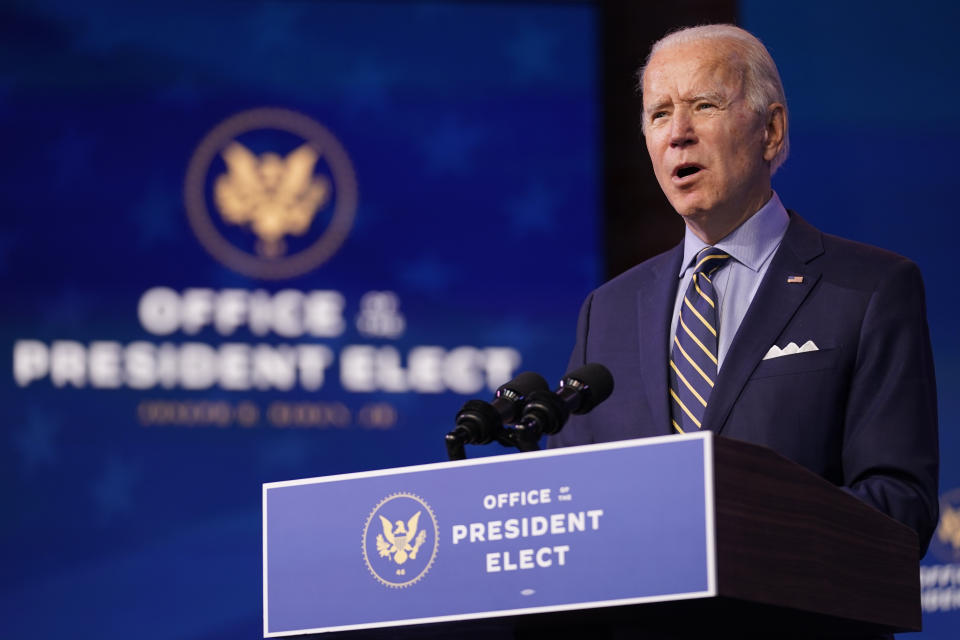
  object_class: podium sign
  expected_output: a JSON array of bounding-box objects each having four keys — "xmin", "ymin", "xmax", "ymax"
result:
[{"xmin": 263, "ymin": 433, "xmax": 716, "ymax": 636}]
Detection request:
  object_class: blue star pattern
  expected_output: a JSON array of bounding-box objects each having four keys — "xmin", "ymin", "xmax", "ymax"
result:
[
  {"xmin": 13, "ymin": 406, "xmax": 60, "ymax": 473},
  {"xmin": 135, "ymin": 178, "xmax": 179, "ymax": 247},
  {"xmin": 258, "ymin": 436, "xmax": 310, "ymax": 472},
  {"xmin": 50, "ymin": 129, "xmax": 100, "ymax": 190},
  {"xmin": 399, "ymin": 255, "xmax": 457, "ymax": 294},
  {"xmin": 342, "ymin": 60, "xmax": 392, "ymax": 111},
  {"xmin": 507, "ymin": 183, "xmax": 558, "ymax": 236},
  {"xmin": 250, "ymin": 3, "xmax": 306, "ymax": 51},
  {"xmin": 421, "ymin": 119, "xmax": 487, "ymax": 175},
  {"xmin": 92, "ymin": 457, "xmax": 139, "ymax": 519},
  {"xmin": 505, "ymin": 28, "xmax": 557, "ymax": 81},
  {"xmin": 42, "ymin": 289, "xmax": 95, "ymax": 331}
]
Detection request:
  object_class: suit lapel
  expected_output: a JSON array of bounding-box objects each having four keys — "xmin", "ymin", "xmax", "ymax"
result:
[
  {"xmin": 702, "ymin": 214, "xmax": 825, "ymax": 434},
  {"xmin": 638, "ymin": 245, "xmax": 684, "ymax": 436}
]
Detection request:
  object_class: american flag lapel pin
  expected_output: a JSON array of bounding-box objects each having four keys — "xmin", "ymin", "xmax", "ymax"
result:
[{"xmin": 787, "ymin": 275, "xmax": 804, "ymax": 284}]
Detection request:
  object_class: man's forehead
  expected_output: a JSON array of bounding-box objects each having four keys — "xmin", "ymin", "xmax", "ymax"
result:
[{"xmin": 642, "ymin": 41, "xmax": 744, "ymax": 102}]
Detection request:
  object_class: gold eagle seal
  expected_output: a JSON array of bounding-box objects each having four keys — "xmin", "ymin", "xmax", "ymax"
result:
[
  {"xmin": 363, "ymin": 492, "xmax": 439, "ymax": 588},
  {"xmin": 214, "ymin": 142, "xmax": 331, "ymax": 258},
  {"xmin": 184, "ymin": 107, "xmax": 357, "ymax": 279}
]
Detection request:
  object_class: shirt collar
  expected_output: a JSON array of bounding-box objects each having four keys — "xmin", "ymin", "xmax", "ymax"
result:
[{"xmin": 678, "ymin": 191, "xmax": 790, "ymax": 277}]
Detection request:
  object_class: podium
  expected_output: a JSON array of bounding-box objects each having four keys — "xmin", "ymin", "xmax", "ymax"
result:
[{"xmin": 262, "ymin": 432, "xmax": 919, "ymax": 638}]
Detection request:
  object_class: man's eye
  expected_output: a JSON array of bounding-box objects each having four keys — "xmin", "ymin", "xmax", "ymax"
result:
[
  {"xmin": 696, "ymin": 102, "xmax": 716, "ymax": 110},
  {"xmin": 652, "ymin": 111, "xmax": 667, "ymax": 120}
]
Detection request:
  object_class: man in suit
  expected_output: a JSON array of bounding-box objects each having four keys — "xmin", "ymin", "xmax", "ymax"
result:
[{"xmin": 548, "ymin": 24, "xmax": 939, "ymax": 555}]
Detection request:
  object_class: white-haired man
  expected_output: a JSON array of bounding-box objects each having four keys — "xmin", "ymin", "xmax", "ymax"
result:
[{"xmin": 550, "ymin": 24, "xmax": 939, "ymax": 562}]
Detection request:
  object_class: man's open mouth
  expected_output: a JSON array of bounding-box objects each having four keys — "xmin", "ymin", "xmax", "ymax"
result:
[{"xmin": 675, "ymin": 165, "xmax": 702, "ymax": 179}]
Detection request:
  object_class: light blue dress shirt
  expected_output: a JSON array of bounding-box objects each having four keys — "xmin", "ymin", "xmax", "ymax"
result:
[{"xmin": 669, "ymin": 192, "xmax": 790, "ymax": 369}]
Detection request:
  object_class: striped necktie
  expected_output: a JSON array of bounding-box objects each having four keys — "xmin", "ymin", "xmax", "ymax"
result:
[{"xmin": 669, "ymin": 247, "xmax": 732, "ymax": 433}]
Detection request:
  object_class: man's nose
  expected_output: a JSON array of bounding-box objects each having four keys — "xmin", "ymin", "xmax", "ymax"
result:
[{"xmin": 669, "ymin": 108, "xmax": 697, "ymax": 148}]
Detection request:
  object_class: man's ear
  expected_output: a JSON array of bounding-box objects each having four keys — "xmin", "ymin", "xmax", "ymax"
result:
[{"xmin": 762, "ymin": 103, "xmax": 786, "ymax": 162}]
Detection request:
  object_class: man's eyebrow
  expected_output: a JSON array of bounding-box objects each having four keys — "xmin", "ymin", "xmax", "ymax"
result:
[
  {"xmin": 644, "ymin": 99, "xmax": 672, "ymax": 114},
  {"xmin": 683, "ymin": 91, "xmax": 727, "ymax": 104},
  {"xmin": 645, "ymin": 91, "xmax": 729, "ymax": 114}
]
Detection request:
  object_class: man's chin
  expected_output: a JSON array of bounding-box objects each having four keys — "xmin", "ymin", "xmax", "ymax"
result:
[
  {"xmin": 665, "ymin": 187, "xmax": 709, "ymax": 213},
  {"xmin": 672, "ymin": 201, "xmax": 712, "ymax": 221}
]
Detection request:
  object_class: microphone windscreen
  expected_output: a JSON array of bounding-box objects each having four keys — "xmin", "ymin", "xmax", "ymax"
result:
[
  {"xmin": 499, "ymin": 371, "xmax": 550, "ymax": 396},
  {"xmin": 564, "ymin": 363, "xmax": 614, "ymax": 414}
]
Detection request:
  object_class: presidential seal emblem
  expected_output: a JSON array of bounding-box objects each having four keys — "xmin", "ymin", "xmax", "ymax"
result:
[
  {"xmin": 184, "ymin": 108, "xmax": 357, "ymax": 279},
  {"xmin": 931, "ymin": 488, "xmax": 960, "ymax": 564},
  {"xmin": 363, "ymin": 492, "xmax": 439, "ymax": 588}
]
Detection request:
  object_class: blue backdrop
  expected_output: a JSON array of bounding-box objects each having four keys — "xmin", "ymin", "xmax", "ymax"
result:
[
  {"xmin": 3, "ymin": 0, "xmax": 958, "ymax": 638},
  {"xmin": 0, "ymin": 1, "xmax": 598, "ymax": 637}
]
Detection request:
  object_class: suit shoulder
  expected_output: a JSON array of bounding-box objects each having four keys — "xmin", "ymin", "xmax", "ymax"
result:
[
  {"xmin": 587, "ymin": 246, "xmax": 680, "ymax": 302},
  {"xmin": 817, "ymin": 231, "xmax": 922, "ymax": 287},
  {"xmin": 789, "ymin": 212, "xmax": 919, "ymax": 278},
  {"xmin": 820, "ymin": 231, "xmax": 914, "ymax": 266}
]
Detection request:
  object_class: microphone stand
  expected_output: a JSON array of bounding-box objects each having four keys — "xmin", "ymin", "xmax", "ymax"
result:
[
  {"xmin": 496, "ymin": 427, "xmax": 541, "ymax": 453},
  {"xmin": 444, "ymin": 425, "xmax": 540, "ymax": 461},
  {"xmin": 444, "ymin": 431, "xmax": 467, "ymax": 461}
]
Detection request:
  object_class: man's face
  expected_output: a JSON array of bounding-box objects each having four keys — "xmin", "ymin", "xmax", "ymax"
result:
[{"xmin": 642, "ymin": 40, "xmax": 772, "ymax": 233}]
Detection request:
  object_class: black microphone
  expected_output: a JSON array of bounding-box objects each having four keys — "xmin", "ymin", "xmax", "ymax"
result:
[
  {"xmin": 447, "ymin": 371, "xmax": 551, "ymax": 447},
  {"xmin": 515, "ymin": 363, "xmax": 614, "ymax": 441}
]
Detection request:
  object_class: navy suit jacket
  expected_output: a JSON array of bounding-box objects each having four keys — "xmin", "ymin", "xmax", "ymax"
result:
[{"xmin": 549, "ymin": 213, "xmax": 940, "ymax": 553}]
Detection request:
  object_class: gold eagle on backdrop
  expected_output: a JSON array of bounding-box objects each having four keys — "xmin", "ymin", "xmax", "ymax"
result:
[
  {"xmin": 376, "ymin": 511, "xmax": 427, "ymax": 565},
  {"xmin": 938, "ymin": 503, "xmax": 960, "ymax": 550},
  {"xmin": 214, "ymin": 142, "xmax": 331, "ymax": 257}
]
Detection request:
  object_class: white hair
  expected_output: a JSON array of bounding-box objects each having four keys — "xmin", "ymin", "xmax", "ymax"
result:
[{"xmin": 638, "ymin": 24, "xmax": 790, "ymax": 174}]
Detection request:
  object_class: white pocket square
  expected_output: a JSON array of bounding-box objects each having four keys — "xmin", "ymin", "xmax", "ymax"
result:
[{"xmin": 763, "ymin": 340, "xmax": 819, "ymax": 360}]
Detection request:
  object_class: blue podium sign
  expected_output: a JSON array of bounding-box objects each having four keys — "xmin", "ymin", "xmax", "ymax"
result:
[{"xmin": 263, "ymin": 432, "xmax": 716, "ymax": 636}]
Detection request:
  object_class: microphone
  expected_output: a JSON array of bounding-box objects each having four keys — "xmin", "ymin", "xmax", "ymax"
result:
[
  {"xmin": 515, "ymin": 363, "xmax": 614, "ymax": 441},
  {"xmin": 447, "ymin": 371, "xmax": 551, "ymax": 447}
]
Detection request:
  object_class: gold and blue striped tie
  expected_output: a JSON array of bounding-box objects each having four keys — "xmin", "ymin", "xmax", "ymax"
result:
[{"xmin": 669, "ymin": 247, "xmax": 732, "ymax": 433}]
